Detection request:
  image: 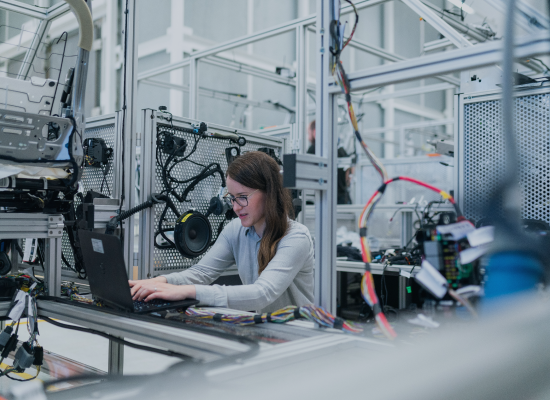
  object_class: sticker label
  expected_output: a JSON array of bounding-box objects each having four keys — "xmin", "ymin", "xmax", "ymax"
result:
[
  {"xmin": 181, "ymin": 213, "xmax": 192, "ymax": 223},
  {"xmin": 91, "ymin": 238, "xmax": 105, "ymax": 254},
  {"xmin": 436, "ymin": 220, "xmax": 475, "ymax": 241}
]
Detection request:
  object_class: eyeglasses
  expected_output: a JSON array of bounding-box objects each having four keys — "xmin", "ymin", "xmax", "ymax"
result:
[{"xmin": 223, "ymin": 189, "xmax": 259, "ymax": 208}]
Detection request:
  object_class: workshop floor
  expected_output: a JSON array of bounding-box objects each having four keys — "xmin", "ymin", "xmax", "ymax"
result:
[{"xmin": 0, "ymin": 318, "xmax": 180, "ymax": 392}]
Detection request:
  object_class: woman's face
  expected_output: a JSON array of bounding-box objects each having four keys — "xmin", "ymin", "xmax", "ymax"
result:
[{"xmin": 226, "ymin": 176, "xmax": 266, "ymax": 234}]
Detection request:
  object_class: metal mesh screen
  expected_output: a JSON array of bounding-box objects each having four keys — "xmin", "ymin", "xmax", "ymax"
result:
[
  {"xmin": 151, "ymin": 124, "xmax": 281, "ymax": 273},
  {"xmin": 61, "ymin": 122, "xmax": 117, "ymax": 271},
  {"xmin": 462, "ymin": 92, "xmax": 550, "ymax": 225}
]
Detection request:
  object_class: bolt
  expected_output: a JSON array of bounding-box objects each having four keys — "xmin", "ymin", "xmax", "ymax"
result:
[
  {"xmin": 319, "ymin": 178, "xmax": 324, "ymax": 185},
  {"xmin": 58, "ymin": 231, "xmax": 61, "ymax": 234},
  {"xmin": 49, "ymin": 231, "xmax": 52, "ymax": 234},
  {"xmin": 320, "ymin": 48, "xmax": 325, "ymax": 53}
]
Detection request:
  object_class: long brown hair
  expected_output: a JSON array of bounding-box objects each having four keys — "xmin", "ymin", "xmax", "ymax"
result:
[{"xmin": 226, "ymin": 151, "xmax": 294, "ymax": 274}]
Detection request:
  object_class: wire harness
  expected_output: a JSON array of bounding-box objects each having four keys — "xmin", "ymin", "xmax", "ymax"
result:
[
  {"xmin": 329, "ymin": 0, "xmax": 471, "ymax": 339},
  {"xmin": 186, "ymin": 305, "xmax": 363, "ymax": 333}
]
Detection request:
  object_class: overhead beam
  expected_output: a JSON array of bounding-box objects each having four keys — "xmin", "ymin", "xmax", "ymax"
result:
[
  {"xmin": 331, "ymin": 32, "xmax": 550, "ymax": 93},
  {"xmin": 135, "ymin": 0, "xmax": 390, "ymax": 81},
  {"xmin": 358, "ymin": 83, "xmax": 455, "ymax": 103},
  {"xmin": 0, "ymin": 0, "xmax": 70, "ymax": 20},
  {"xmin": 141, "ymin": 79, "xmax": 293, "ymax": 113},
  {"xmin": 402, "ymin": 0, "xmax": 472, "ymax": 48}
]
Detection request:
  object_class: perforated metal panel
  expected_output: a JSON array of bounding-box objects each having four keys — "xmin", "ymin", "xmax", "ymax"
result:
[
  {"xmin": 459, "ymin": 87, "xmax": 550, "ymax": 225},
  {"xmin": 140, "ymin": 111, "xmax": 284, "ymax": 277},
  {"xmin": 61, "ymin": 114, "xmax": 121, "ymax": 272}
]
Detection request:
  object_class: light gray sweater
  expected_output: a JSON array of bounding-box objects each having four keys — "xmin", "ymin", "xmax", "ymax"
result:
[{"xmin": 162, "ymin": 218, "xmax": 314, "ymax": 313}]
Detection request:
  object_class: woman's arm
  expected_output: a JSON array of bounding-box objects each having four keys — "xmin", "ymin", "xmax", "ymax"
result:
[
  {"xmin": 162, "ymin": 228, "xmax": 235, "ymax": 285},
  {"xmin": 193, "ymin": 231, "xmax": 312, "ymax": 311},
  {"xmin": 128, "ymin": 223, "xmax": 236, "ymax": 302}
]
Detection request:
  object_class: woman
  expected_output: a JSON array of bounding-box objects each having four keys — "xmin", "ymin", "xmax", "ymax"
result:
[{"xmin": 129, "ymin": 151, "xmax": 314, "ymax": 313}]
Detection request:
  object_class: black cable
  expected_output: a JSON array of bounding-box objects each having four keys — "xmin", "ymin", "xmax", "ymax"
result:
[
  {"xmin": 41, "ymin": 316, "xmax": 193, "ymax": 360},
  {"xmin": 100, "ymin": 164, "xmax": 111, "ymax": 197},
  {"xmin": 61, "ymin": 251, "xmax": 78, "ymax": 274}
]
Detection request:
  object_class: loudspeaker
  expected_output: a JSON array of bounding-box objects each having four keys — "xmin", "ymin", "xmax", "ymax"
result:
[{"xmin": 174, "ymin": 211, "xmax": 212, "ymax": 258}]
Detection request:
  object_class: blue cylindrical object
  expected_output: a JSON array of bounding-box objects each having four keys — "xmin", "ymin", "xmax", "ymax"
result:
[{"xmin": 484, "ymin": 252, "xmax": 543, "ymax": 301}]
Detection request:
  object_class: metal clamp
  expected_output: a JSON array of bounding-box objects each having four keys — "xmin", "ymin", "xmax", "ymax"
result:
[{"xmin": 282, "ymin": 154, "xmax": 329, "ymax": 190}]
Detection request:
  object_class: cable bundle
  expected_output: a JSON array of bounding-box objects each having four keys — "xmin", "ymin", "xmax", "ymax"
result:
[
  {"xmin": 329, "ymin": 0, "xmax": 471, "ymax": 339},
  {"xmin": 186, "ymin": 305, "xmax": 362, "ymax": 333},
  {"xmin": 298, "ymin": 304, "xmax": 362, "ymax": 333}
]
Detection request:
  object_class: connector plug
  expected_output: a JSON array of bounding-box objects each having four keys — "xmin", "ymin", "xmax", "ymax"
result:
[
  {"xmin": 0, "ymin": 325, "xmax": 13, "ymax": 350},
  {"xmin": 33, "ymin": 346, "xmax": 43, "ymax": 367},
  {"xmin": 1, "ymin": 333, "xmax": 18, "ymax": 359},
  {"xmin": 13, "ymin": 342, "xmax": 34, "ymax": 372}
]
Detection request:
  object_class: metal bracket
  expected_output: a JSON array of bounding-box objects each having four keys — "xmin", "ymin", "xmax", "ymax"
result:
[{"xmin": 283, "ymin": 154, "xmax": 329, "ymax": 190}]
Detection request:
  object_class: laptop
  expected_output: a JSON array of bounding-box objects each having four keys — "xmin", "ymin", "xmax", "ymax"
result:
[{"xmin": 78, "ymin": 230, "xmax": 199, "ymax": 314}]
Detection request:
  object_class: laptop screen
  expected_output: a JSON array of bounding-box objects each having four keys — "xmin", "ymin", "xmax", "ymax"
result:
[{"xmin": 78, "ymin": 230, "xmax": 135, "ymax": 311}]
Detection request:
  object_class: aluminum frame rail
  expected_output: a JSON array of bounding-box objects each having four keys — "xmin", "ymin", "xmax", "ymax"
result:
[
  {"xmin": 0, "ymin": 214, "xmax": 62, "ymax": 296},
  {"xmin": 35, "ymin": 300, "xmax": 254, "ymax": 362},
  {"xmin": 314, "ymin": 0, "xmax": 339, "ymax": 313},
  {"xmin": 0, "ymin": 0, "xmax": 70, "ymax": 20},
  {"xmin": 330, "ymin": 31, "xmax": 550, "ymax": 93}
]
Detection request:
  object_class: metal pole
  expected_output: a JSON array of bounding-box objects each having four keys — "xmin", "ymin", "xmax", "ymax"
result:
[
  {"xmin": 45, "ymin": 236, "xmax": 62, "ymax": 297},
  {"xmin": 315, "ymin": 0, "xmax": 338, "ymax": 313},
  {"xmin": 189, "ymin": 57, "xmax": 199, "ymax": 119},
  {"xmin": 122, "ymin": 0, "xmax": 138, "ymax": 276},
  {"xmin": 295, "ymin": 25, "xmax": 307, "ymax": 153},
  {"xmin": 108, "ymin": 340, "xmax": 124, "ymax": 374},
  {"xmin": 401, "ymin": 211, "xmax": 413, "ymax": 248}
]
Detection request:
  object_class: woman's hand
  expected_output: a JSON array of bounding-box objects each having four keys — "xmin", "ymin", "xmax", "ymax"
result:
[{"xmin": 129, "ymin": 277, "xmax": 196, "ymax": 302}]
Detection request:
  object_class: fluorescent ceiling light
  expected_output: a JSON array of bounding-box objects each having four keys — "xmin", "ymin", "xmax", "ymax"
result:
[{"xmin": 447, "ymin": 0, "xmax": 475, "ymax": 14}]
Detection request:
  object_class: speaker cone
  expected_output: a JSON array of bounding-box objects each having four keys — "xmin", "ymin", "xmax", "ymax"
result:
[{"xmin": 174, "ymin": 211, "xmax": 212, "ymax": 258}]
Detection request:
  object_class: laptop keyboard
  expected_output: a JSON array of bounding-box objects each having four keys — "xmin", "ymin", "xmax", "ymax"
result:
[{"xmin": 133, "ymin": 299, "xmax": 175, "ymax": 312}]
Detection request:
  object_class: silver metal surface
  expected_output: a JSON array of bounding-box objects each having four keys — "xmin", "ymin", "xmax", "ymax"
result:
[
  {"xmin": 283, "ymin": 154, "xmax": 329, "ymax": 190},
  {"xmin": 0, "ymin": 0, "xmax": 70, "ymax": 19},
  {"xmin": 0, "ymin": 110, "xmax": 77, "ymax": 168},
  {"xmin": 295, "ymin": 25, "xmax": 307, "ymax": 152},
  {"xmin": 400, "ymin": 211, "xmax": 413, "ymax": 248},
  {"xmin": 336, "ymin": 260, "xmax": 417, "ymax": 276},
  {"xmin": 189, "ymin": 58, "xmax": 199, "ymax": 119},
  {"xmin": 36, "ymin": 300, "xmax": 252, "ymax": 362},
  {"xmin": 358, "ymin": 83, "xmax": 456, "ymax": 102},
  {"xmin": 335, "ymin": 31, "xmax": 550, "ymax": 93},
  {"xmin": 315, "ymin": 0, "xmax": 338, "ymax": 313},
  {"xmin": 0, "ymin": 76, "xmax": 56, "ymax": 114},
  {"xmin": 139, "ymin": 111, "xmax": 283, "ymax": 278},
  {"xmin": 483, "ymin": 0, "xmax": 549, "ymax": 32},
  {"xmin": 108, "ymin": 341, "xmax": 124, "ymax": 375},
  {"xmin": 121, "ymin": 0, "xmax": 139, "ymax": 277},
  {"xmin": 142, "ymin": 78, "xmax": 289, "ymax": 113},
  {"xmin": 136, "ymin": 0, "xmax": 390, "ymax": 82},
  {"xmin": 402, "ymin": 0, "xmax": 472, "ymax": 48},
  {"xmin": 310, "ymin": 31, "xmax": 462, "ymax": 87},
  {"xmin": 0, "ymin": 214, "xmax": 63, "ymax": 296},
  {"xmin": 420, "ymin": 1, "xmax": 494, "ymax": 43},
  {"xmin": 457, "ymin": 85, "xmax": 550, "ymax": 225}
]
